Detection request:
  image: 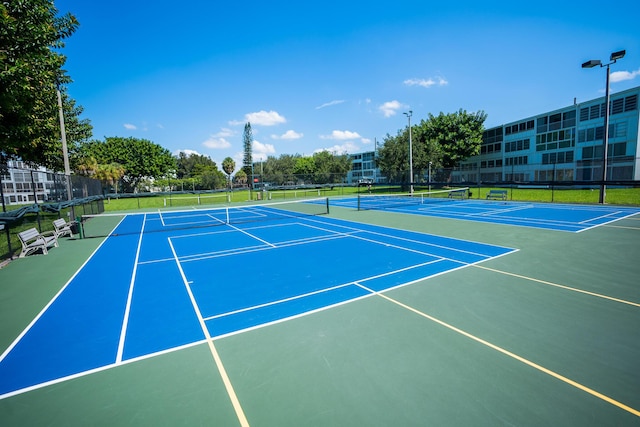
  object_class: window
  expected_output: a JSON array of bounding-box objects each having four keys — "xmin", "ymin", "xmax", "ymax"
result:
[
  {"xmin": 562, "ymin": 110, "xmax": 576, "ymax": 128},
  {"xmin": 580, "ymin": 107, "xmax": 589, "ymax": 122},
  {"xmin": 611, "ymin": 98, "xmax": 624, "ymax": 115},
  {"xmin": 595, "ymin": 126, "xmax": 603, "ymax": 141},
  {"xmin": 625, "ymin": 94, "xmax": 637, "ymax": 111},
  {"xmin": 566, "ymin": 151, "xmax": 574, "ymax": 163},
  {"xmin": 590, "ymin": 105, "xmax": 600, "ymax": 120},
  {"xmin": 537, "ymin": 117, "xmax": 548, "ymax": 133},
  {"xmin": 613, "ymin": 142, "xmax": 626, "ymax": 157}
]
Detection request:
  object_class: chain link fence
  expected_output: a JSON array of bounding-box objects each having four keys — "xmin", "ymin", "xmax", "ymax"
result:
[{"xmin": 1, "ymin": 165, "xmax": 104, "ymax": 261}]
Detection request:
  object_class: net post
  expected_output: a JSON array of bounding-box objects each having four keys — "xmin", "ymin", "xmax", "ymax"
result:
[
  {"xmin": 357, "ymin": 194, "xmax": 361, "ymax": 211},
  {"xmin": 76, "ymin": 216, "xmax": 84, "ymax": 239},
  {"xmin": 326, "ymin": 197, "xmax": 330, "ymax": 214}
]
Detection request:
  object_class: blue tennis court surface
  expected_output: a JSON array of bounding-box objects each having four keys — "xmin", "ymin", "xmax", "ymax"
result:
[
  {"xmin": 333, "ymin": 196, "xmax": 640, "ymax": 232},
  {"xmin": 0, "ymin": 208, "xmax": 515, "ymax": 398}
]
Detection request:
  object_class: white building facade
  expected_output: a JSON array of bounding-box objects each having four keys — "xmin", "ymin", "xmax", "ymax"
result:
[{"xmin": 454, "ymin": 86, "xmax": 640, "ymax": 185}]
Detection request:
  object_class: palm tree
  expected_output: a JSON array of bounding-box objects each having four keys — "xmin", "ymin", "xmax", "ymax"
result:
[
  {"xmin": 96, "ymin": 163, "xmax": 125, "ymax": 194},
  {"xmin": 75, "ymin": 156, "xmax": 98, "ymax": 177},
  {"xmin": 222, "ymin": 157, "xmax": 235, "ymax": 190}
]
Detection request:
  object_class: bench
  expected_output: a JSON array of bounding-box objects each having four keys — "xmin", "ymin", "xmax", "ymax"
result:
[
  {"xmin": 486, "ymin": 190, "xmax": 508, "ymax": 200},
  {"xmin": 448, "ymin": 189, "xmax": 468, "ymax": 199},
  {"xmin": 53, "ymin": 218, "xmax": 75, "ymax": 238},
  {"xmin": 17, "ymin": 228, "xmax": 58, "ymax": 258}
]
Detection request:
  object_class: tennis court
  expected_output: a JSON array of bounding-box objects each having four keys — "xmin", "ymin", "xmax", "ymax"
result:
[
  {"xmin": 334, "ymin": 189, "xmax": 640, "ymax": 232},
  {"xmin": 0, "ymin": 197, "xmax": 639, "ymax": 426}
]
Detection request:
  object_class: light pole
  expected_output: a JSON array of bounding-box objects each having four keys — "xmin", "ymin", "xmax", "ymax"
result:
[
  {"xmin": 56, "ymin": 82, "xmax": 76, "ymax": 220},
  {"xmin": 582, "ymin": 49, "xmax": 625, "ymax": 204},
  {"xmin": 56, "ymin": 85, "xmax": 72, "ymax": 203},
  {"xmin": 404, "ymin": 110, "xmax": 413, "ymax": 194}
]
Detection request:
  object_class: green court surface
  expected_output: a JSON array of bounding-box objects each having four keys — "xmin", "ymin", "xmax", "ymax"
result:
[{"xmin": 0, "ymin": 203, "xmax": 639, "ymax": 426}]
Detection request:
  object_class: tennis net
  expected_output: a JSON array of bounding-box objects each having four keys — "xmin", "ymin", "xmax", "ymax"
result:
[
  {"xmin": 357, "ymin": 187, "xmax": 469, "ymax": 211},
  {"xmin": 80, "ymin": 197, "xmax": 330, "ymax": 238}
]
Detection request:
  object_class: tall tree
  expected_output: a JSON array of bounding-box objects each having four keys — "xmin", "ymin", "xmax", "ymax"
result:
[
  {"xmin": 0, "ymin": 1, "xmax": 90, "ymax": 169},
  {"xmin": 378, "ymin": 109, "xmax": 486, "ymax": 183},
  {"xmin": 312, "ymin": 150, "xmax": 351, "ymax": 184},
  {"xmin": 242, "ymin": 122, "xmax": 253, "ymax": 186},
  {"xmin": 222, "ymin": 157, "xmax": 235, "ymax": 190},
  {"xmin": 421, "ymin": 109, "xmax": 487, "ymax": 169},
  {"xmin": 234, "ymin": 169, "xmax": 247, "ymax": 186},
  {"xmin": 78, "ymin": 137, "xmax": 175, "ymax": 192}
]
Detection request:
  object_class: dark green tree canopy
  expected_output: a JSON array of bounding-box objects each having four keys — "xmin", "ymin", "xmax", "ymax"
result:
[
  {"xmin": 378, "ymin": 109, "xmax": 486, "ymax": 182},
  {"xmin": 420, "ymin": 109, "xmax": 487, "ymax": 169},
  {"xmin": 0, "ymin": 0, "xmax": 89, "ymax": 169},
  {"xmin": 78, "ymin": 137, "xmax": 176, "ymax": 192},
  {"xmin": 256, "ymin": 151, "xmax": 351, "ymax": 185},
  {"xmin": 175, "ymin": 151, "xmax": 225, "ymax": 190}
]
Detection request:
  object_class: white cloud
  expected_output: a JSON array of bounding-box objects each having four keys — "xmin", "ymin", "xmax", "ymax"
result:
[
  {"xmin": 610, "ymin": 68, "xmax": 640, "ymax": 83},
  {"xmin": 202, "ymin": 136, "xmax": 231, "ymax": 149},
  {"xmin": 244, "ymin": 110, "xmax": 286, "ymax": 126},
  {"xmin": 253, "ymin": 140, "xmax": 276, "ymax": 161},
  {"xmin": 316, "ymin": 100, "xmax": 345, "ymax": 109},
  {"xmin": 272, "ymin": 130, "xmax": 303, "ymax": 140},
  {"xmin": 378, "ymin": 100, "xmax": 405, "ymax": 118},
  {"xmin": 214, "ymin": 128, "xmax": 235, "ymax": 137},
  {"xmin": 124, "ymin": 123, "xmax": 137, "ymax": 130},
  {"xmin": 404, "ymin": 77, "xmax": 448, "ymax": 88},
  {"xmin": 314, "ymin": 142, "xmax": 359, "ymax": 154},
  {"xmin": 321, "ymin": 130, "xmax": 362, "ymax": 140}
]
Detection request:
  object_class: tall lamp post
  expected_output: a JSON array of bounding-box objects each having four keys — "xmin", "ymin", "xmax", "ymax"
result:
[
  {"xmin": 404, "ymin": 110, "xmax": 413, "ymax": 194},
  {"xmin": 56, "ymin": 83, "xmax": 76, "ymax": 221},
  {"xmin": 582, "ymin": 49, "xmax": 625, "ymax": 204}
]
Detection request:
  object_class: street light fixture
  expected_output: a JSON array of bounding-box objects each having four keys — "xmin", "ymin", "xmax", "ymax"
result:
[
  {"xmin": 403, "ymin": 110, "xmax": 413, "ymax": 194},
  {"xmin": 581, "ymin": 49, "xmax": 625, "ymax": 204}
]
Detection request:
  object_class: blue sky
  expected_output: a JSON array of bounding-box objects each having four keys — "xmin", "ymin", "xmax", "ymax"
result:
[{"xmin": 55, "ymin": 0, "xmax": 640, "ymax": 171}]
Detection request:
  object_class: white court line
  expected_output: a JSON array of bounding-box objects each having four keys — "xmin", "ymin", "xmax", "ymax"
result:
[
  {"xmin": 115, "ymin": 214, "xmax": 147, "ymax": 363},
  {"xmin": 299, "ymin": 220, "xmax": 501, "ymax": 259},
  {"xmin": 472, "ymin": 204, "xmax": 534, "ymax": 217},
  {"xmin": 224, "ymin": 221, "xmax": 276, "ymax": 248},
  {"xmin": 204, "ymin": 258, "xmax": 446, "ymax": 322},
  {"xmin": 579, "ymin": 211, "xmax": 621, "ymax": 224},
  {"xmin": 577, "ymin": 210, "xmax": 640, "ymax": 233},
  {"xmin": 0, "ymin": 215, "xmax": 128, "ymax": 365},
  {"xmin": 180, "ymin": 234, "xmax": 351, "ymax": 263},
  {"xmin": 168, "ymin": 238, "xmax": 249, "ymax": 427}
]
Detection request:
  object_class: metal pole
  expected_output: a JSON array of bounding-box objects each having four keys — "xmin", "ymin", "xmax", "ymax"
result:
[
  {"xmin": 57, "ymin": 88, "xmax": 72, "ymax": 202},
  {"xmin": 599, "ymin": 64, "xmax": 611, "ymax": 204},
  {"xmin": 582, "ymin": 49, "xmax": 624, "ymax": 204},
  {"xmin": 57, "ymin": 87, "xmax": 75, "ymax": 220},
  {"xmin": 404, "ymin": 110, "xmax": 414, "ymax": 194}
]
